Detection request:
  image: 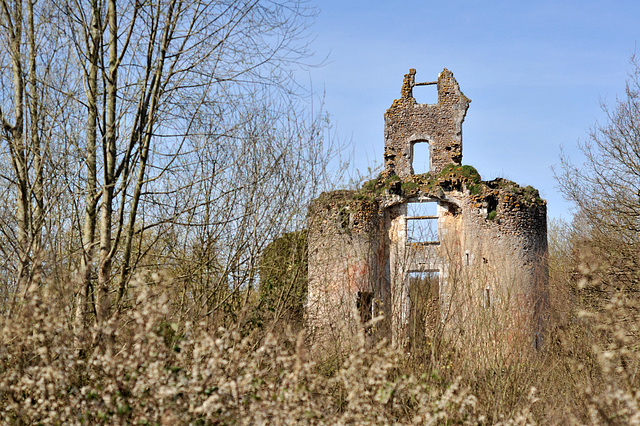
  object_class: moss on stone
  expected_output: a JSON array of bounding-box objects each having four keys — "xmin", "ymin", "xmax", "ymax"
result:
[
  {"xmin": 345, "ymin": 163, "xmax": 545, "ymax": 214},
  {"xmin": 469, "ymin": 183, "xmax": 482, "ymax": 195},
  {"xmin": 400, "ymin": 181, "xmax": 419, "ymax": 191},
  {"xmin": 438, "ymin": 164, "xmax": 482, "ymax": 183}
]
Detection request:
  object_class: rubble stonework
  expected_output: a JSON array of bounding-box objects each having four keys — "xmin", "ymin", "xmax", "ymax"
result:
[
  {"xmin": 307, "ymin": 69, "xmax": 548, "ymax": 353},
  {"xmin": 384, "ymin": 68, "xmax": 470, "ymax": 177}
]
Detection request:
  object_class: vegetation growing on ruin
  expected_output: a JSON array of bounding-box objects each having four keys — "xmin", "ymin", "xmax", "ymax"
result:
[
  {"xmin": 353, "ymin": 163, "xmax": 544, "ymax": 219},
  {"xmin": 468, "ymin": 183, "xmax": 483, "ymax": 195},
  {"xmin": 438, "ymin": 164, "xmax": 482, "ymax": 183}
]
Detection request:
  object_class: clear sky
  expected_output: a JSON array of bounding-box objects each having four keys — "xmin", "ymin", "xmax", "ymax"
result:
[{"xmin": 304, "ymin": 0, "xmax": 639, "ymax": 220}]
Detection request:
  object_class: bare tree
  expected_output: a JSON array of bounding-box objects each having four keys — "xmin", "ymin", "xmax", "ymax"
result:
[
  {"xmin": 557, "ymin": 55, "xmax": 640, "ymax": 291},
  {"xmin": 0, "ymin": 0, "xmax": 342, "ymax": 331},
  {"xmin": 137, "ymin": 93, "xmax": 339, "ymax": 327},
  {"xmin": 0, "ymin": 0, "xmax": 76, "ymax": 310}
]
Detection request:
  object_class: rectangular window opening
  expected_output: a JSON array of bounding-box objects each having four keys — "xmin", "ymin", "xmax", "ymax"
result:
[
  {"xmin": 357, "ymin": 291, "xmax": 373, "ymax": 325},
  {"xmin": 411, "ymin": 142, "xmax": 430, "ymax": 175},
  {"xmin": 407, "ymin": 202, "xmax": 438, "ymax": 244},
  {"xmin": 413, "ymin": 84, "xmax": 438, "ymax": 105}
]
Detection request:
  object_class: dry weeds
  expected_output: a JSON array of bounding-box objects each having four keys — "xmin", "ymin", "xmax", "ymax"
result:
[{"xmin": 0, "ymin": 266, "xmax": 638, "ymax": 424}]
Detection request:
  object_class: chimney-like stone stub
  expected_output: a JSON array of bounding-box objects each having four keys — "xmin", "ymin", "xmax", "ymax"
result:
[{"xmin": 384, "ymin": 68, "xmax": 470, "ymax": 178}]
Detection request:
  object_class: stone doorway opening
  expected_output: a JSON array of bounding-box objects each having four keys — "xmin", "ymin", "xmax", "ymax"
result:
[{"xmin": 407, "ymin": 270, "xmax": 440, "ymax": 351}]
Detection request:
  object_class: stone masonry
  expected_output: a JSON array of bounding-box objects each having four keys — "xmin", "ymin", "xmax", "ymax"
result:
[
  {"xmin": 384, "ymin": 68, "xmax": 470, "ymax": 178},
  {"xmin": 307, "ymin": 69, "xmax": 548, "ymax": 355}
]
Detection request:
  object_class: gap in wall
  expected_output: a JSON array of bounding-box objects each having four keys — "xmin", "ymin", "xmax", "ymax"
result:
[
  {"xmin": 411, "ymin": 142, "xmax": 430, "ymax": 174},
  {"xmin": 407, "ymin": 201, "xmax": 438, "ymax": 243}
]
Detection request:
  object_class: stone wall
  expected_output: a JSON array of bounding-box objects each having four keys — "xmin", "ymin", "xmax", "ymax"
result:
[
  {"xmin": 446, "ymin": 184, "xmax": 548, "ymax": 351},
  {"xmin": 306, "ymin": 69, "xmax": 548, "ymax": 354},
  {"xmin": 306, "ymin": 191, "xmax": 384, "ymax": 348},
  {"xmin": 383, "ymin": 69, "xmax": 470, "ymax": 177}
]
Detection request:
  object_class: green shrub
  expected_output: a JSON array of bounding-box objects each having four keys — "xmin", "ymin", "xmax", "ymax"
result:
[{"xmin": 258, "ymin": 230, "xmax": 308, "ymax": 326}]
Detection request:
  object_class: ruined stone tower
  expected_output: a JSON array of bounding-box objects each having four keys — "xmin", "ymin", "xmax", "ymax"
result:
[
  {"xmin": 307, "ymin": 69, "xmax": 548, "ymax": 355},
  {"xmin": 384, "ymin": 68, "xmax": 470, "ymax": 177}
]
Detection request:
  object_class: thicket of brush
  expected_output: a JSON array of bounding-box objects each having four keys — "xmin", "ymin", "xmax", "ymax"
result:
[{"xmin": 1, "ymin": 226, "xmax": 639, "ymax": 425}]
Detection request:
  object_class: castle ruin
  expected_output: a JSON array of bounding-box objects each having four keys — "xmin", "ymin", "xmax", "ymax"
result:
[{"xmin": 307, "ymin": 69, "xmax": 548, "ymax": 353}]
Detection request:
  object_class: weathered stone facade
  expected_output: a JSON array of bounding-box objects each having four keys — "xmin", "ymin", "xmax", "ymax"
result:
[
  {"xmin": 384, "ymin": 68, "xmax": 470, "ymax": 177},
  {"xmin": 307, "ymin": 69, "xmax": 548, "ymax": 354}
]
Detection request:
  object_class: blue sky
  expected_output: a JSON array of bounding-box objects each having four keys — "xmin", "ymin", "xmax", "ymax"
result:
[{"xmin": 304, "ymin": 0, "xmax": 639, "ymax": 220}]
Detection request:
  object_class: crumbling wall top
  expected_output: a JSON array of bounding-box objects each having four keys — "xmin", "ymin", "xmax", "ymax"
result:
[{"xmin": 384, "ymin": 68, "xmax": 470, "ymax": 178}]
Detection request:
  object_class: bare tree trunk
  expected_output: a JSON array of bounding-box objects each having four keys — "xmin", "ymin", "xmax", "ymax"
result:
[
  {"xmin": 75, "ymin": 0, "xmax": 101, "ymax": 333},
  {"xmin": 0, "ymin": 0, "xmax": 31, "ymax": 297},
  {"xmin": 27, "ymin": 0, "xmax": 42, "ymax": 260},
  {"xmin": 97, "ymin": 0, "xmax": 118, "ymax": 323},
  {"xmin": 118, "ymin": 0, "xmax": 177, "ymax": 301}
]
